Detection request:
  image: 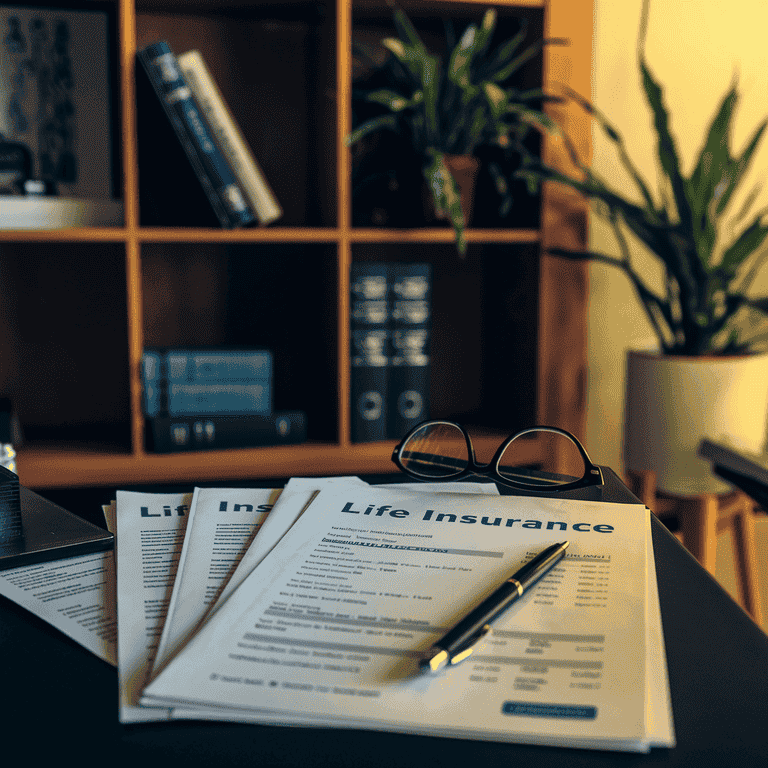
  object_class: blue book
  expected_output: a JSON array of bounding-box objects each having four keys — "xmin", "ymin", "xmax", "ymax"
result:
[
  {"xmin": 165, "ymin": 382, "xmax": 270, "ymax": 416},
  {"xmin": 141, "ymin": 349, "xmax": 272, "ymax": 416},
  {"xmin": 141, "ymin": 382, "xmax": 271, "ymax": 417},
  {"xmin": 165, "ymin": 349, "xmax": 272, "ymax": 382},
  {"xmin": 142, "ymin": 350, "xmax": 163, "ymax": 382},
  {"xmin": 137, "ymin": 41, "xmax": 255, "ymax": 229},
  {"xmin": 143, "ymin": 379, "xmax": 162, "ymax": 418},
  {"xmin": 141, "ymin": 349, "xmax": 272, "ymax": 417}
]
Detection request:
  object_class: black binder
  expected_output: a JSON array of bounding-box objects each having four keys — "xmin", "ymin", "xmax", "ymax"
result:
[
  {"xmin": 350, "ymin": 262, "xmax": 390, "ymax": 442},
  {"xmin": 387, "ymin": 263, "xmax": 431, "ymax": 440}
]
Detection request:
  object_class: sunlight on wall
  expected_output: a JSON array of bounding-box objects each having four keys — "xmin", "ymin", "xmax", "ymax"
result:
[{"xmin": 586, "ymin": 0, "xmax": 768, "ymax": 472}]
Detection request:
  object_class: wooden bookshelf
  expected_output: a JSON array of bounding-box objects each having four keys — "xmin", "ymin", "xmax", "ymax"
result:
[{"xmin": 0, "ymin": 0, "xmax": 591, "ymax": 490}]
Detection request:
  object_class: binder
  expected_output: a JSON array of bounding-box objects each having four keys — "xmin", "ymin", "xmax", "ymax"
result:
[
  {"xmin": 388, "ymin": 263, "xmax": 431, "ymax": 440},
  {"xmin": 350, "ymin": 263, "xmax": 390, "ymax": 442}
]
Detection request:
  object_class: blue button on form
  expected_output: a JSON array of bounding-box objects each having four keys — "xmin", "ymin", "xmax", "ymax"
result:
[{"xmin": 502, "ymin": 702, "xmax": 597, "ymax": 720}]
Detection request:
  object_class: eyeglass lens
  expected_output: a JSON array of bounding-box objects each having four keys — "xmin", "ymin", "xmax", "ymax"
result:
[
  {"xmin": 398, "ymin": 422, "xmax": 468, "ymax": 478},
  {"xmin": 399, "ymin": 423, "xmax": 587, "ymax": 486},
  {"xmin": 497, "ymin": 431, "xmax": 585, "ymax": 487}
]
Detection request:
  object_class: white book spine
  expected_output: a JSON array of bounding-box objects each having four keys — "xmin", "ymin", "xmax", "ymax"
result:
[{"xmin": 177, "ymin": 50, "xmax": 283, "ymax": 225}]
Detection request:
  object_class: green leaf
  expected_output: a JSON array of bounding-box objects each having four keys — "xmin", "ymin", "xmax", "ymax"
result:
[
  {"xmin": 561, "ymin": 84, "xmax": 656, "ymax": 214},
  {"xmin": 466, "ymin": 103, "xmax": 487, "ymax": 153},
  {"xmin": 448, "ymin": 21, "xmax": 478, "ymax": 88},
  {"xmin": 640, "ymin": 59, "xmax": 694, "ymax": 233},
  {"xmin": 715, "ymin": 118, "xmax": 768, "ymax": 216},
  {"xmin": 421, "ymin": 53, "xmax": 441, "ymax": 143},
  {"xmin": 381, "ymin": 39, "xmax": 425, "ymax": 86},
  {"xmin": 423, "ymin": 151, "xmax": 466, "ymax": 255},
  {"xmin": 520, "ymin": 160, "xmax": 662, "ymax": 246},
  {"xmin": 505, "ymin": 103, "xmax": 558, "ymax": 134},
  {"xmin": 719, "ymin": 218, "xmax": 768, "ymax": 274},
  {"xmin": 491, "ymin": 38, "xmax": 567, "ymax": 83},
  {"xmin": 744, "ymin": 296, "xmax": 768, "ymax": 314},
  {"xmin": 512, "ymin": 87, "xmax": 557, "ymax": 103},
  {"xmin": 689, "ymin": 86, "xmax": 737, "ymax": 222},
  {"xmin": 485, "ymin": 23, "xmax": 528, "ymax": 73},
  {"xmin": 476, "ymin": 9, "xmax": 497, "ymax": 57},
  {"xmin": 391, "ymin": 7, "xmax": 426, "ymax": 51},
  {"xmin": 685, "ymin": 86, "xmax": 747, "ymax": 265},
  {"xmin": 345, "ymin": 114, "xmax": 399, "ymax": 146},
  {"xmin": 483, "ymin": 82, "xmax": 506, "ymax": 120},
  {"xmin": 365, "ymin": 89, "xmax": 415, "ymax": 112}
]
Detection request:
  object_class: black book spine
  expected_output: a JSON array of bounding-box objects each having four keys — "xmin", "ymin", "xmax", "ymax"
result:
[
  {"xmin": 0, "ymin": 464, "xmax": 22, "ymax": 545},
  {"xmin": 146, "ymin": 412, "xmax": 307, "ymax": 453},
  {"xmin": 136, "ymin": 41, "xmax": 255, "ymax": 229},
  {"xmin": 387, "ymin": 263, "xmax": 431, "ymax": 440},
  {"xmin": 350, "ymin": 262, "xmax": 390, "ymax": 443}
]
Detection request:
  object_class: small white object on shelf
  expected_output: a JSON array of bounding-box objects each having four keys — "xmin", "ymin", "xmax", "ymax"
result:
[{"xmin": 0, "ymin": 196, "xmax": 124, "ymax": 228}]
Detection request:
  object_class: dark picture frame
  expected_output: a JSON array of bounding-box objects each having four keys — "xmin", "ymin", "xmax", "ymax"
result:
[{"xmin": 0, "ymin": 1, "xmax": 120, "ymax": 198}]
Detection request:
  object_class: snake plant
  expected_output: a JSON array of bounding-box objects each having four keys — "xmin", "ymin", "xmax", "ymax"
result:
[
  {"xmin": 347, "ymin": 5, "xmax": 563, "ymax": 255},
  {"xmin": 518, "ymin": 9, "xmax": 768, "ymax": 355}
]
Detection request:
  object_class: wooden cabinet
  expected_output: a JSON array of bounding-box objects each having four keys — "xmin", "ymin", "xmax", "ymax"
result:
[{"xmin": 0, "ymin": 0, "xmax": 591, "ymax": 489}]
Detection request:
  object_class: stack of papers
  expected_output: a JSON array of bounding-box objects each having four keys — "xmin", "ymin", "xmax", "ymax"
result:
[{"xmin": 1, "ymin": 476, "xmax": 675, "ymax": 752}]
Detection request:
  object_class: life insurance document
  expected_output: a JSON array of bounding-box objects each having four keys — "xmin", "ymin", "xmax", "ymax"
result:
[
  {"xmin": 168, "ymin": 479, "xmax": 501, "ymax": 722},
  {"xmin": 116, "ymin": 490, "xmax": 192, "ymax": 723},
  {"xmin": 142, "ymin": 488, "xmax": 654, "ymax": 751},
  {"xmin": 0, "ymin": 550, "xmax": 117, "ymax": 665},
  {"xmin": 150, "ymin": 487, "xmax": 281, "ymax": 678},
  {"xmin": 207, "ymin": 477, "xmax": 369, "ymax": 618},
  {"xmin": 171, "ymin": 495, "xmax": 672, "ymax": 747},
  {"xmin": 207, "ymin": 478, "xmax": 499, "ymax": 622}
]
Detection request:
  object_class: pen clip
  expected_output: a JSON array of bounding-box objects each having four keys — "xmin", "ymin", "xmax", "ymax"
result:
[{"xmin": 449, "ymin": 624, "xmax": 492, "ymax": 666}]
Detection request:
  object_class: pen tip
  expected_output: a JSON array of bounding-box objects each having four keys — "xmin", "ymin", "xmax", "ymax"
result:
[{"xmin": 561, "ymin": 541, "xmax": 569, "ymax": 549}]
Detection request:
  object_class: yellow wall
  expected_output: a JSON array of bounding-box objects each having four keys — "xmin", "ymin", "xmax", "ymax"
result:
[{"xmin": 585, "ymin": 0, "xmax": 768, "ymax": 470}]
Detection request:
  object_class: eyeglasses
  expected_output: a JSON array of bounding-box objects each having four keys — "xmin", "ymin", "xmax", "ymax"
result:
[{"xmin": 392, "ymin": 421, "xmax": 604, "ymax": 491}]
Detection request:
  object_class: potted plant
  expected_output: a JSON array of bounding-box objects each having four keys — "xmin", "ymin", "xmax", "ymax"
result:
[
  {"xmin": 346, "ymin": 4, "xmax": 563, "ymax": 255},
  {"xmin": 518, "ymin": 5, "xmax": 768, "ymax": 493}
]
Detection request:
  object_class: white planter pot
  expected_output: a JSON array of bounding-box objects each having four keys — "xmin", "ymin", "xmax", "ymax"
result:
[{"xmin": 623, "ymin": 350, "xmax": 768, "ymax": 495}]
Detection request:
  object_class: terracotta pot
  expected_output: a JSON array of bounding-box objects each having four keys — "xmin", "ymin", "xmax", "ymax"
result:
[
  {"xmin": 425, "ymin": 154, "xmax": 480, "ymax": 225},
  {"xmin": 623, "ymin": 350, "xmax": 768, "ymax": 494}
]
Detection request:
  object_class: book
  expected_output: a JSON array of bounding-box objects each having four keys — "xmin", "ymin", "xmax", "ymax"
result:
[
  {"xmin": 0, "ymin": 464, "xmax": 22, "ymax": 544},
  {"xmin": 145, "ymin": 411, "xmax": 306, "ymax": 453},
  {"xmin": 350, "ymin": 262, "xmax": 389, "ymax": 442},
  {"xmin": 176, "ymin": 50, "xmax": 282, "ymax": 226},
  {"xmin": 144, "ymin": 382, "xmax": 272, "ymax": 418},
  {"xmin": 135, "ymin": 41, "xmax": 255, "ymax": 229},
  {"xmin": 141, "ymin": 349, "xmax": 273, "ymax": 418},
  {"xmin": 145, "ymin": 348, "xmax": 272, "ymax": 382},
  {"xmin": 698, "ymin": 437, "xmax": 768, "ymax": 508},
  {"xmin": 388, "ymin": 263, "xmax": 431, "ymax": 440},
  {"xmin": 1, "ymin": 480, "xmax": 113, "ymax": 571},
  {"xmin": 0, "ymin": 397, "xmax": 20, "ymax": 474}
]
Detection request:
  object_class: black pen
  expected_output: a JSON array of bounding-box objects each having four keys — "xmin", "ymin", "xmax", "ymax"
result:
[{"xmin": 420, "ymin": 541, "xmax": 569, "ymax": 673}]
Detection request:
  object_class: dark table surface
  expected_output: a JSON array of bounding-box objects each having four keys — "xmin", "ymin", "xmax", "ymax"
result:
[{"xmin": 2, "ymin": 469, "xmax": 767, "ymax": 767}]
